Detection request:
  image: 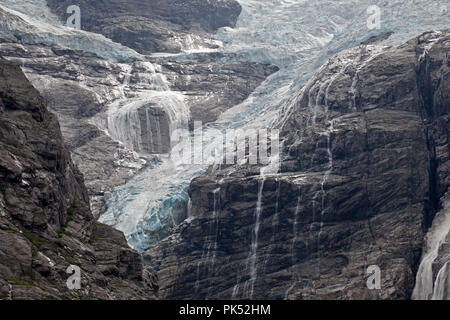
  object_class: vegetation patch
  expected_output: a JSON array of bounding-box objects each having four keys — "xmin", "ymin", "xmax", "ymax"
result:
[
  {"xmin": 22, "ymin": 230, "xmax": 46, "ymax": 249},
  {"xmin": 57, "ymin": 200, "xmax": 79, "ymax": 238},
  {"xmin": 6, "ymin": 278, "xmax": 35, "ymax": 287}
]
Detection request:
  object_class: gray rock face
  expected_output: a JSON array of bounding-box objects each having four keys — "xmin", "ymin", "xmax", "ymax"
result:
[
  {"xmin": 0, "ymin": 56, "xmax": 156, "ymax": 299},
  {"xmin": 145, "ymin": 31, "xmax": 450, "ymax": 300},
  {"xmin": 46, "ymin": 0, "xmax": 242, "ymax": 54}
]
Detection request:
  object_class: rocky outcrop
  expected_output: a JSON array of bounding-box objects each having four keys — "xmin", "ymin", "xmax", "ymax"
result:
[
  {"xmin": 145, "ymin": 31, "xmax": 450, "ymax": 299},
  {"xmin": 0, "ymin": 56, "xmax": 157, "ymax": 299},
  {"xmin": 46, "ymin": 0, "xmax": 242, "ymax": 54}
]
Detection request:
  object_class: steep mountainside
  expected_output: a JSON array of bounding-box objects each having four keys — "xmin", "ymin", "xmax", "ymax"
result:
[
  {"xmin": 0, "ymin": 56, "xmax": 157, "ymax": 299},
  {"xmin": 145, "ymin": 30, "xmax": 450, "ymax": 300}
]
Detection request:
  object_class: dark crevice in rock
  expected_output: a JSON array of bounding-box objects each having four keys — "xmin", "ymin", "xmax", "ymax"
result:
[
  {"xmin": 424, "ymin": 132, "xmax": 440, "ymax": 230},
  {"xmin": 415, "ymin": 46, "xmax": 443, "ymax": 231}
]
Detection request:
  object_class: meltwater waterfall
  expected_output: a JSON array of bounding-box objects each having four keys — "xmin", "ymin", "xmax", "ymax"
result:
[
  {"xmin": 99, "ymin": 0, "xmax": 450, "ymax": 254},
  {"xmin": 247, "ymin": 177, "xmax": 265, "ymax": 299},
  {"xmin": 413, "ymin": 194, "xmax": 450, "ymax": 300},
  {"xmin": 105, "ymin": 60, "xmax": 190, "ymax": 155}
]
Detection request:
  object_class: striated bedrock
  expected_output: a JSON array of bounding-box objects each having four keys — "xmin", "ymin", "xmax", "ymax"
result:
[
  {"xmin": 145, "ymin": 30, "xmax": 450, "ymax": 300},
  {"xmin": 0, "ymin": 31, "xmax": 277, "ymax": 216},
  {"xmin": 46, "ymin": 0, "xmax": 242, "ymax": 54},
  {"xmin": 160, "ymin": 57, "xmax": 279, "ymax": 124},
  {"xmin": 0, "ymin": 57, "xmax": 157, "ymax": 299}
]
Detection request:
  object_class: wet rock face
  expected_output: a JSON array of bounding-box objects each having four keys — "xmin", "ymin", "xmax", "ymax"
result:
[
  {"xmin": 108, "ymin": 103, "xmax": 172, "ymax": 154},
  {"xmin": 137, "ymin": 105, "xmax": 171, "ymax": 154},
  {"xmin": 146, "ymin": 31, "xmax": 450, "ymax": 300},
  {"xmin": 0, "ymin": 2, "xmax": 277, "ymax": 219},
  {"xmin": 46, "ymin": 0, "xmax": 242, "ymax": 54},
  {"xmin": 0, "ymin": 57, "xmax": 156, "ymax": 299}
]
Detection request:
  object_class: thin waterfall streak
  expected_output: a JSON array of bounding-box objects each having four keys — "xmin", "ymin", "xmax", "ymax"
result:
[
  {"xmin": 246, "ymin": 177, "xmax": 266, "ymax": 299},
  {"xmin": 196, "ymin": 187, "xmax": 221, "ymax": 299},
  {"xmin": 285, "ymin": 187, "xmax": 302, "ymax": 299},
  {"xmin": 261, "ymin": 178, "xmax": 282, "ymax": 277}
]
